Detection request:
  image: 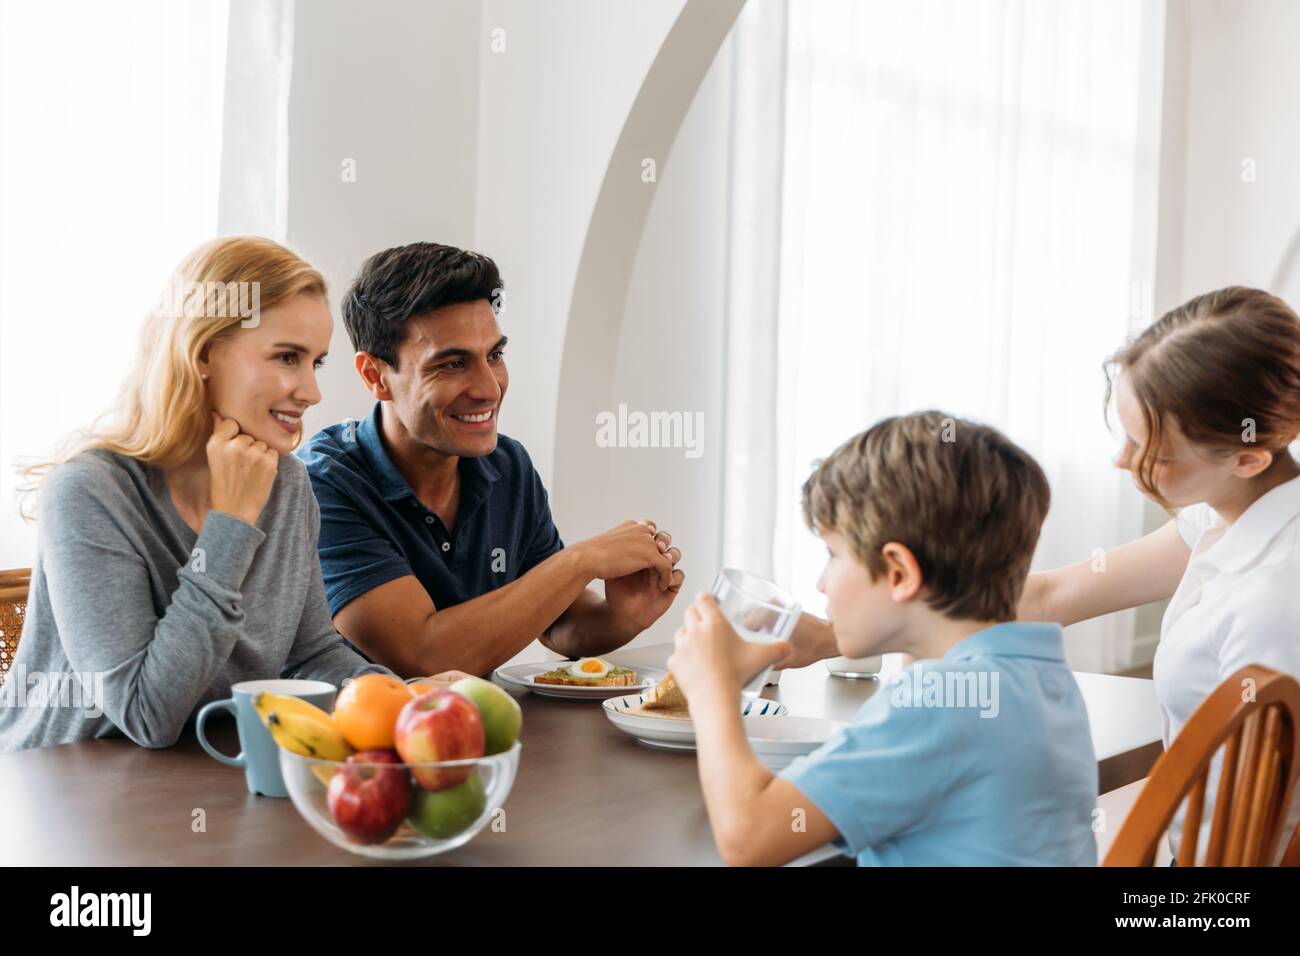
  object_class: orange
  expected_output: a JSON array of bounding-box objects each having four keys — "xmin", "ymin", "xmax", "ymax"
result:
[{"xmin": 333, "ymin": 674, "xmax": 416, "ymax": 751}]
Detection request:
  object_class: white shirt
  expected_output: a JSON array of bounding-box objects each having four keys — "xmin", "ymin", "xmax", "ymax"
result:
[{"xmin": 1153, "ymin": 469, "xmax": 1300, "ymax": 863}]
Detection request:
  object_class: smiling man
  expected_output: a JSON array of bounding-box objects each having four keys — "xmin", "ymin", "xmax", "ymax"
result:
[{"xmin": 298, "ymin": 242, "xmax": 685, "ymax": 678}]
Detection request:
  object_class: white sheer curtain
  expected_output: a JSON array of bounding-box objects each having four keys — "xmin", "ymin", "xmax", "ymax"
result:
[
  {"xmin": 0, "ymin": 0, "xmax": 295, "ymax": 567},
  {"xmin": 724, "ymin": 0, "xmax": 1166, "ymax": 671}
]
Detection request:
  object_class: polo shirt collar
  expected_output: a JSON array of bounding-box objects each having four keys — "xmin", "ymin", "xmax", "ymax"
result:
[
  {"xmin": 356, "ymin": 401, "xmax": 502, "ymax": 505},
  {"xmin": 943, "ymin": 621, "xmax": 1067, "ymax": 664},
  {"xmin": 458, "ymin": 448, "xmax": 502, "ymax": 526},
  {"xmin": 1193, "ymin": 468, "xmax": 1300, "ymax": 574}
]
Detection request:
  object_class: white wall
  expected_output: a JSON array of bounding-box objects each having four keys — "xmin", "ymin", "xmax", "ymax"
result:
[
  {"xmin": 286, "ymin": 0, "xmax": 483, "ymax": 436},
  {"xmin": 1129, "ymin": 0, "xmax": 1300, "ymax": 669},
  {"xmin": 600, "ymin": 36, "xmax": 734, "ymax": 648},
  {"xmin": 1176, "ymin": 0, "xmax": 1300, "ymax": 296},
  {"xmin": 473, "ymin": 0, "xmax": 688, "ymax": 488},
  {"xmin": 473, "ymin": 0, "xmax": 738, "ymax": 657}
]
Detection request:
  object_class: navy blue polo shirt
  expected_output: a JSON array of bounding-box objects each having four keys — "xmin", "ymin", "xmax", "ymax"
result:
[{"xmin": 297, "ymin": 402, "xmax": 565, "ymax": 623}]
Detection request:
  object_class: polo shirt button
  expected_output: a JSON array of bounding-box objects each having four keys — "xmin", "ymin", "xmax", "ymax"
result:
[
  {"xmin": 424, "ymin": 516, "xmax": 434, "ymax": 524},
  {"xmin": 441, "ymin": 542, "xmax": 451, "ymax": 552}
]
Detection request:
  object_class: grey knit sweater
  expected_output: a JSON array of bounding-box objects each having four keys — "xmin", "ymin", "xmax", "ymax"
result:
[{"xmin": 0, "ymin": 448, "xmax": 392, "ymax": 752}]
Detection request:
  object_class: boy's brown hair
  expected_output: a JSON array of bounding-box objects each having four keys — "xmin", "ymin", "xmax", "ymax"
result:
[{"xmin": 801, "ymin": 410, "xmax": 1050, "ymax": 622}]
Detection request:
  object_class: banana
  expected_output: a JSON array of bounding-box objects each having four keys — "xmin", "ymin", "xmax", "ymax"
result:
[
  {"xmin": 252, "ymin": 691, "xmax": 336, "ymax": 731},
  {"xmin": 311, "ymin": 764, "xmax": 340, "ymax": 787},
  {"xmin": 266, "ymin": 710, "xmax": 355, "ymax": 762}
]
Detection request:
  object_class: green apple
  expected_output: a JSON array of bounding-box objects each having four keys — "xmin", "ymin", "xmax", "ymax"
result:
[
  {"xmin": 407, "ymin": 771, "xmax": 488, "ymax": 839},
  {"xmin": 450, "ymin": 676, "xmax": 522, "ymax": 755}
]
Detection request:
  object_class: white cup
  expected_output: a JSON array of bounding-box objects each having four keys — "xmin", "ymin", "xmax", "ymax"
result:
[{"xmin": 824, "ymin": 655, "xmax": 883, "ymax": 679}]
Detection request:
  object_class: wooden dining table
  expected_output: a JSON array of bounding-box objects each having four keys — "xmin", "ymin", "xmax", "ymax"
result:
[{"xmin": 0, "ymin": 643, "xmax": 1164, "ymax": 866}]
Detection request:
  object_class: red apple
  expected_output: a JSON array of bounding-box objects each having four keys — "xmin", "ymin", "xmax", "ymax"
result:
[
  {"xmin": 326, "ymin": 749, "xmax": 412, "ymax": 844},
  {"xmin": 394, "ymin": 689, "xmax": 485, "ymax": 791}
]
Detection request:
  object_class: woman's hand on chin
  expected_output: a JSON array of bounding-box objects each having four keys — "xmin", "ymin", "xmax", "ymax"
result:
[{"xmin": 207, "ymin": 411, "xmax": 278, "ymax": 526}]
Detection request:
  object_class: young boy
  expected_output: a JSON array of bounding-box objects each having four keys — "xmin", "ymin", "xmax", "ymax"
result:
[{"xmin": 668, "ymin": 410, "xmax": 1098, "ymax": 866}]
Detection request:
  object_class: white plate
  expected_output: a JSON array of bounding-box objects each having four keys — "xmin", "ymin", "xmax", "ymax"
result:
[
  {"xmin": 494, "ymin": 661, "xmax": 665, "ymax": 700},
  {"xmin": 603, "ymin": 694, "xmax": 837, "ymax": 768},
  {"xmin": 744, "ymin": 715, "xmax": 847, "ymax": 770}
]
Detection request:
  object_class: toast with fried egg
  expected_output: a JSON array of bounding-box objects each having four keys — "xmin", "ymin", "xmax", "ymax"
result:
[{"xmin": 532, "ymin": 657, "xmax": 638, "ymax": 686}]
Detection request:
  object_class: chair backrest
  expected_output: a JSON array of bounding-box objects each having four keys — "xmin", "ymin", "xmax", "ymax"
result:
[
  {"xmin": 1104, "ymin": 665, "xmax": 1300, "ymax": 867},
  {"xmin": 0, "ymin": 568, "xmax": 31, "ymax": 688}
]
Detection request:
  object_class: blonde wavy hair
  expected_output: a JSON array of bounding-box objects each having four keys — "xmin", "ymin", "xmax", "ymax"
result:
[{"xmin": 18, "ymin": 236, "xmax": 327, "ymax": 520}]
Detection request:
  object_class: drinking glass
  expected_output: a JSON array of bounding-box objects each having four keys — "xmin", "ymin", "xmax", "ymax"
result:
[{"xmin": 710, "ymin": 568, "xmax": 801, "ymax": 698}]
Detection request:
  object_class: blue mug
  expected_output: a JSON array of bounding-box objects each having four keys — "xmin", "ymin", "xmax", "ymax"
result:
[{"xmin": 196, "ymin": 679, "xmax": 337, "ymax": 797}]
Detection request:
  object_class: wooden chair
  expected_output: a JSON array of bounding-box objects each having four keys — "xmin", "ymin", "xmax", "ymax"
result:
[
  {"xmin": 1104, "ymin": 665, "xmax": 1300, "ymax": 866},
  {"xmin": 0, "ymin": 568, "xmax": 31, "ymax": 688}
]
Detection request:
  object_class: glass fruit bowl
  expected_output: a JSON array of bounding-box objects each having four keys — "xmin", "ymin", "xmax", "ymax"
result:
[{"xmin": 279, "ymin": 742, "xmax": 521, "ymax": 860}]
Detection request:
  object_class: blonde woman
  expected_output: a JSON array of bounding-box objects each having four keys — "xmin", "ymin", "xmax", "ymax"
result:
[
  {"xmin": 0, "ymin": 237, "xmax": 394, "ymax": 752},
  {"xmin": 1019, "ymin": 287, "xmax": 1300, "ymax": 863}
]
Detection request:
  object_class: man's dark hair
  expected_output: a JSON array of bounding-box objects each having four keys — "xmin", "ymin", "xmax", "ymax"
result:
[{"xmin": 342, "ymin": 242, "xmax": 503, "ymax": 368}]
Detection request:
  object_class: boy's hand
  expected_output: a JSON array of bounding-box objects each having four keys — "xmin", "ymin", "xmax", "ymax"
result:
[{"xmin": 668, "ymin": 592, "xmax": 792, "ymax": 704}]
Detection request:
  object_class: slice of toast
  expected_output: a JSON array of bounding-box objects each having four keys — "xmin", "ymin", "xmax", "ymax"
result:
[
  {"xmin": 641, "ymin": 672, "xmax": 689, "ymax": 715},
  {"xmin": 532, "ymin": 666, "xmax": 638, "ymax": 687}
]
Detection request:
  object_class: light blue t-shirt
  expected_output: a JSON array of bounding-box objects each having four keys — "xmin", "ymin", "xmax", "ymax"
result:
[{"xmin": 781, "ymin": 622, "xmax": 1098, "ymax": 866}]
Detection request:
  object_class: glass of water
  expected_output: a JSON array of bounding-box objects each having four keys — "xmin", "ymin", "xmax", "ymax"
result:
[{"xmin": 710, "ymin": 568, "xmax": 801, "ymax": 698}]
